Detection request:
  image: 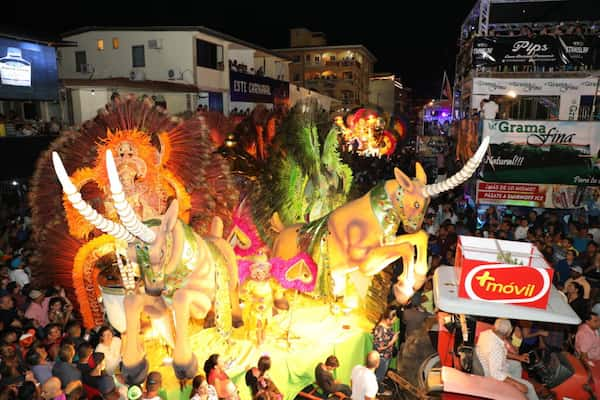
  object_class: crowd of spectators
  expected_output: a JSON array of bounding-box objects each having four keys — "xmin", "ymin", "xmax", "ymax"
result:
[{"xmin": 0, "ymin": 112, "xmax": 61, "ymax": 138}]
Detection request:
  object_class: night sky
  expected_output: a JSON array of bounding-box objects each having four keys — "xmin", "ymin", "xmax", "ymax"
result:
[{"xmin": 5, "ymin": 1, "xmax": 477, "ymax": 98}]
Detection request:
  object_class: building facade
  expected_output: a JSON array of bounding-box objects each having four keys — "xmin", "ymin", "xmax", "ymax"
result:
[
  {"xmin": 58, "ymin": 26, "xmax": 293, "ymax": 124},
  {"xmin": 368, "ymin": 73, "xmax": 410, "ymax": 116},
  {"xmin": 274, "ymin": 28, "xmax": 376, "ymax": 109}
]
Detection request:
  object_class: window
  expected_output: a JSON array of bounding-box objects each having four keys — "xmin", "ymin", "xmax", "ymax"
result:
[
  {"xmin": 293, "ymin": 73, "xmax": 300, "ymax": 81},
  {"xmin": 492, "ymin": 95, "xmax": 559, "ymax": 120},
  {"xmin": 343, "ymin": 71, "xmax": 353, "ymax": 80},
  {"xmin": 132, "ymin": 45, "xmax": 145, "ymax": 67},
  {"xmin": 314, "ymin": 55, "xmax": 320, "ymax": 64},
  {"xmin": 196, "ymin": 39, "xmax": 224, "ymax": 70},
  {"xmin": 305, "ymin": 54, "xmax": 311, "ymax": 62},
  {"xmin": 330, "ymin": 55, "xmax": 336, "ymax": 61},
  {"xmin": 292, "ymin": 55, "xmax": 300, "ymax": 63},
  {"xmin": 75, "ymin": 51, "xmax": 87, "ymax": 72},
  {"xmin": 97, "ymin": 40, "xmax": 104, "ymax": 51},
  {"xmin": 112, "ymin": 38, "xmax": 119, "ymax": 49}
]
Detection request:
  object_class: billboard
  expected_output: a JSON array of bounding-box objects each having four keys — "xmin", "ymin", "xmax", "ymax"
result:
[
  {"xmin": 0, "ymin": 37, "xmax": 59, "ymax": 101},
  {"xmin": 229, "ymin": 70, "xmax": 289, "ymax": 103},
  {"xmin": 472, "ymin": 35, "xmax": 599, "ymax": 69},
  {"xmin": 482, "ymin": 119, "xmax": 600, "ymax": 186},
  {"xmin": 476, "ymin": 181, "xmax": 600, "ymax": 211}
]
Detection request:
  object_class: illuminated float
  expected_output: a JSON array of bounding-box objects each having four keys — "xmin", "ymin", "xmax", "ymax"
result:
[
  {"xmin": 335, "ymin": 108, "xmax": 398, "ymax": 158},
  {"xmin": 29, "ymin": 96, "xmax": 489, "ymax": 399}
]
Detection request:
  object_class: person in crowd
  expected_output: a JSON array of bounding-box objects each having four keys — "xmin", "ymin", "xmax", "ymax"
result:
[
  {"xmin": 48, "ymin": 297, "xmax": 73, "ymax": 328},
  {"xmin": 190, "ymin": 374, "xmax": 218, "ymax": 400},
  {"xmin": 245, "ymin": 355, "xmax": 282, "ymax": 400},
  {"xmin": 372, "ymin": 307, "xmax": 399, "ymax": 394},
  {"xmin": 204, "ymin": 354, "xmax": 239, "ymax": 399},
  {"xmin": 476, "ymin": 319, "xmax": 539, "ymax": 399},
  {"xmin": 52, "ymin": 343, "xmax": 81, "ymax": 390},
  {"xmin": 566, "ymin": 281, "xmax": 588, "ymax": 321},
  {"xmin": 575, "ymin": 312, "xmax": 600, "ymax": 366},
  {"xmin": 554, "ymin": 249, "xmax": 578, "ymax": 288},
  {"xmin": 19, "ymin": 378, "xmax": 41, "ymax": 400},
  {"xmin": 44, "ymin": 323, "xmax": 63, "ymax": 361},
  {"xmin": 25, "ymin": 289, "xmax": 50, "ymax": 328},
  {"xmin": 82, "ymin": 352, "xmax": 115, "ymax": 396},
  {"xmin": 142, "ymin": 371, "xmax": 163, "ymax": 400},
  {"xmin": 95, "ymin": 326, "xmax": 121, "ymax": 376},
  {"xmin": 514, "ymin": 218, "xmax": 529, "ymax": 241},
  {"xmin": 27, "ymin": 343, "xmax": 54, "ymax": 384},
  {"xmin": 0, "ymin": 293, "xmax": 18, "ymax": 328},
  {"xmin": 518, "ymin": 319, "xmax": 549, "ymax": 353},
  {"xmin": 63, "ymin": 321, "xmax": 85, "ymax": 350},
  {"xmin": 564, "ymin": 266, "xmax": 591, "ymax": 300},
  {"xmin": 8, "ymin": 255, "xmax": 30, "ymax": 288},
  {"xmin": 41, "ymin": 376, "xmax": 65, "ymax": 400},
  {"xmin": 314, "ymin": 355, "xmax": 352, "ymax": 397},
  {"xmin": 351, "ymin": 351, "xmax": 379, "ymax": 400}
]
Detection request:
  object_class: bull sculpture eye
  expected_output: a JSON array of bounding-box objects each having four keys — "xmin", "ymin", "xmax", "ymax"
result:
[{"xmin": 414, "ymin": 202, "xmax": 420, "ymax": 209}]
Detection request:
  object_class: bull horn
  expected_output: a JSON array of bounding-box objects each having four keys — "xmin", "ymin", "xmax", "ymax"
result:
[
  {"xmin": 52, "ymin": 152, "xmax": 135, "ymax": 243},
  {"xmin": 422, "ymin": 136, "xmax": 490, "ymax": 198},
  {"xmin": 105, "ymin": 150, "xmax": 156, "ymax": 243}
]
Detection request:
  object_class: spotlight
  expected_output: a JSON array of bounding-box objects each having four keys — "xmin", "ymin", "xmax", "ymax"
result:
[{"xmin": 11, "ymin": 180, "xmax": 18, "ymax": 186}]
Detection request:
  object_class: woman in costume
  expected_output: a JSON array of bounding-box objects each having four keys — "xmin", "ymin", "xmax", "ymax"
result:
[{"xmin": 241, "ymin": 255, "xmax": 277, "ymax": 346}]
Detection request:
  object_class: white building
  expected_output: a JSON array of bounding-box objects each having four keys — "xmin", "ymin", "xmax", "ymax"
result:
[{"xmin": 58, "ymin": 26, "xmax": 294, "ymax": 124}]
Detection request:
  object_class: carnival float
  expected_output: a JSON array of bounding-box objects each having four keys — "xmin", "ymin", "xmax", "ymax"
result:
[{"xmin": 29, "ymin": 96, "xmax": 489, "ymax": 399}]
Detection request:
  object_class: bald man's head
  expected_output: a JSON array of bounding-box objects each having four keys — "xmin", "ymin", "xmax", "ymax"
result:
[
  {"xmin": 366, "ymin": 350, "xmax": 380, "ymax": 369},
  {"xmin": 41, "ymin": 376, "xmax": 62, "ymax": 399}
]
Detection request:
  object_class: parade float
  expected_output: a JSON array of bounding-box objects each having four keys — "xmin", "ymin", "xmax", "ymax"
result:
[{"xmin": 29, "ymin": 96, "xmax": 489, "ymax": 399}]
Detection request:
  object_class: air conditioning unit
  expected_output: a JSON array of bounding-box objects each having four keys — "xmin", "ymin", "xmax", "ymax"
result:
[
  {"xmin": 130, "ymin": 70, "xmax": 146, "ymax": 81},
  {"xmin": 80, "ymin": 64, "xmax": 93, "ymax": 74},
  {"xmin": 148, "ymin": 39, "xmax": 163, "ymax": 49},
  {"xmin": 167, "ymin": 69, "xmax": 178, "ymax": 80}
]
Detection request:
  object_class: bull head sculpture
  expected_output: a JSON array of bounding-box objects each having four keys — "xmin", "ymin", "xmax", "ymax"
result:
[{"xmin": 52, "ymin": 150, "xmax": 174, "ymax": 296}]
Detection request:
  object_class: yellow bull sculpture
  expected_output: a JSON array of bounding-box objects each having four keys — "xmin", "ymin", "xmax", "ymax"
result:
[{"xmin": 272, "ymin": 138, "xmax": 489, "ymax": 304}]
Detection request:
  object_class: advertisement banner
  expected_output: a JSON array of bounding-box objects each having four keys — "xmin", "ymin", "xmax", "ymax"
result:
[
  {"xmin": 229, "ymin": 71, "xmax": 289, "ymax": 103},
  {"xmin": 472, "ymin": 35, "xmax": 599, "ymax": 68},
  {"xmin": 472, "ymin": 77, "xmax": 600, "ymax": 96},
  {"xmin": 476, "ymin": 181, "xmax": 600, "ymax": 211},
  {"xmin": 456, "ymin": 236, "xmax": 553, "ymax": 309},
  {"xmin": 482, "ymin": 119, "xmax": 600, "ymax": 186},
  {"xmin": 473, "ymin": 36, "xmax": 565, "ymax": 67}
]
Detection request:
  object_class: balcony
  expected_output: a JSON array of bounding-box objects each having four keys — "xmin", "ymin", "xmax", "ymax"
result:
[{"xmin": 305, "ymin": 59, "xmax": 362, "ymax": 69}]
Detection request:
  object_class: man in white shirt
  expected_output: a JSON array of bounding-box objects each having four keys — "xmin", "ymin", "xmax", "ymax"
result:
[
  {"xmin": 476, "ymin": 319, "xmax": 539, "ymax": 400},
  {"xmin": 351, "ymin": 351, "xmax": 379, "ymax": 400},
  {"xmin": 514, "ymin": 218, "xmax": 529, "ymax": 241},
  {"xmin": 482, "ymin": 99, "xmax": 499, "ymax": 120},
  {"xmin": 8, "ymin": 257, "xmax": 30, "ymax": 288}
]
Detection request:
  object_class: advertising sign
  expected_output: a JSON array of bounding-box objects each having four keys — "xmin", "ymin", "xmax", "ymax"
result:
[
  {"xmin": 472, "ymin": 77, "xmax": 600, "ymax": 97},
  {"xmin": 230, "ymin": 70, "xmax": 289, "ymax": 103},
  {"xmin": 482, "ymin": 119, "xmax": 600, "ymax": 186},
  {"xmin": 476, "ymin": 181, "xmax": 600, "ymax": 210},
  {"xmin": 472, "ymin": 35, "xmax": 599, "ymax": 68},
  {"xmin": 456, "ymin": 236, "xmax": 553, "ymax": 309},
  {"xmin": 0, "ymin": 37, "xmax": 58, "ymax": 101}
]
